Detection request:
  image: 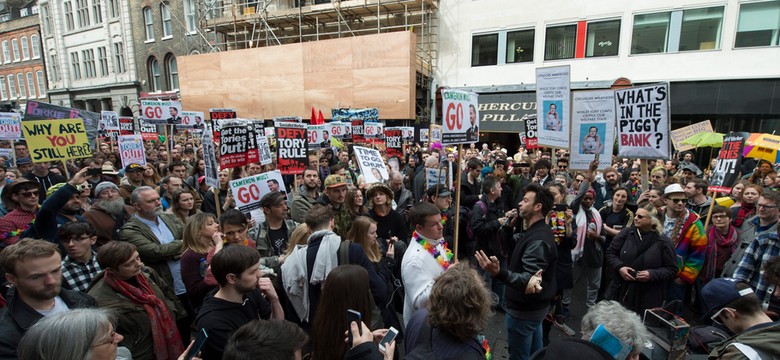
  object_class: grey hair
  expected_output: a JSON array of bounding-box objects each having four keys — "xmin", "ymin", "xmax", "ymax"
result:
[
  {"xmin": 580, "ymin": 301, "xmax": 649, "ymax": 356},
  {"xmin": 18, "ymin": 308, "xmax": 115, "ymax": 360},
  {"xmin": 130, "ymin": 185, "xmax": 156, "ymax": 205},
  {"xmin": 389, "ymin": 171, "xmax": 403, "ymax": 181}
]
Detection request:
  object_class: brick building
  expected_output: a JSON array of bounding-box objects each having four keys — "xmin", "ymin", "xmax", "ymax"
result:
[{"xmin": 0, "ymin": 2, "xmax": 47, "ymax": 112}]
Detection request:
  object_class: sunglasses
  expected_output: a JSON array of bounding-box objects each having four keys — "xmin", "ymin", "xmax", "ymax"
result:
[
  {"xmin": 635, "ymin": 214, "xmax": 646, "ymax": 219},
  {"xmin": 668, "ymin": 198, "xmax": 686, "ymax": 204},
  {"xmin": 76, "ymin": 184, "xmax": 92, "ymax": 192},
  {"xmin": 757, "ymin": 203, "xmax": 778, "ymax": 209},
  {"xmin": 17, "ymin": 190, "xmax": 39, "ymax": 198},
  {"xmin": 558, "ymin": 165, "xmax": 568, "ymax": 169}
]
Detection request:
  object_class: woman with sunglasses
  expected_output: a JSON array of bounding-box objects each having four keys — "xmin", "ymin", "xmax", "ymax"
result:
[{"xmin": 605, "ymin": 203, "xmax": 677, "ymax": 315}]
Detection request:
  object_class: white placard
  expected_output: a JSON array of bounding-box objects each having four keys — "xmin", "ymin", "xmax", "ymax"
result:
[
  {"xmin": 100, "ymin": 111, "xmax": 119, "ymax": 132},
  {"xmin": 536, "ymin": 66, "xmax": 571, "ymax": 149},
  {"xmin": 118, "ymin": 135, "xmax": 147, "ymax": 168},
  {"xmin": 614, "ymin": 83, "xmax": 671, "ymax": 159},
  {"xmin": 230, "ymin": 170, "xmax": 287, "ymax": 213},
  {"xmin": 442, "ymin": 89, "xmax": 479, "ymax": 145},
  {"xmin": 354, "ymin": 146, "xmax": 389, "ymax": 184},
  {"xmin": 570, "ymin": 90, "xmax": 616, "ymax": 170}
]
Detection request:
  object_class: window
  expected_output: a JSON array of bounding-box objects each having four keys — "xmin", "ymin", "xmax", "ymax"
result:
[
  {"xmin": 184, "ymin": 0, "xmax": 197, "ymax": 33},
  {"xmin": 42, "ymin": 5, "xmax": 52, "ymax": 35},
  {"xmin": 64, "ymin": 1, "xmax": 75, "ymax": 31},
  {"xmin": 82, "ymin": 49, "xmax": 96, "ymax": 78},
  {"xmin": 736, "ymin": 1, "xmax": 780, "ymax": 47},
  {"xmin": 631, "ymin": 12, "xmax": 671, "ymax": 54},
  {"xmin": 36, "ymin": 71, "xmax": 46, "ymax": 97},
  {"xmin": 166, "ymin": 55, "xmax": 179, "ymax": 89},
  {"xmin": 92, "ymin": 0, "xmax": 102, "ymax": 24},
  {"xmin": 506, "ymin": 29, "xmax": 535, "ymax": 63},
  {"xmin": 679, "ymin": 7, "xmax": 724, "ymax": 51},
  {"xmin": 7, "ymin": 75, "xmax": 16, "ymax": 99},
  {"xmin": 205, "ymin": 0, "xmax": 218, "ymax": 20},
  {"xmin": 21, "ymin": 37, "xmax": 29, "ymax": 60},
  {"xmin": 11, "ymin": 39, "xmax": 19, "ymax": 62},
  {"xmin": 113, "ymin": 42, "xmax": 126, "ymax": 73},
  {"xmin": 1, "ymin": 41, "xmax": 8, "ymax": 64},
  {"xmin": 31, "ymin": 35, "xmax": 40, "ymax": 59},
  {"xmin": 109, "ymin": 0, "xmax": 119, "ymax": 18},
  {"xmin": 545, "ymin": 24, "xmax": 577, "ymax": 60},
  {"xmin": 585, "ymin": 20, "xmax": 621, "ymax": 57},
  {"xmin": 76, "ymin": 0, "xmax": 90, "ymax": 28},
  {"xmin": 471, "ymin": 34, "xmax": 498, "ymax": 66},
  {"xmin": 70, "ymin": 52, "xmax": 81, "ymax": 80},
  {"xmin": 143, "ymin": 7, "xmax": 154, "ymax": 41},
  {"xmin": 149, "ymin": 57, "xmax": 160, "ymax": 91},
  {"xmin": 161, "ymin": 4, "xmax": 172, "ymax": 38},
  {"xmin": 0, "ymin": 77, "xmax": 6, "ymax": 100},
  {"xmin": 16, "ymin": 73, "xmax": 25, "ymax": 99},
  {"xmin": 26, "ymin": 72, "xmax": 35, "ymax": 98},
  {"xmin": 50, "ymin": 54, "xmax": 60, "ymax": 81},
  {"xmin": 98, "ymin": 46, "xmax": 108, "ymax": 76}
]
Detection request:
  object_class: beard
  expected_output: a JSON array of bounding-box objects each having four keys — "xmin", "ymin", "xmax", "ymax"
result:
[
  {"xmin": 141, "ymin": 206, "xmax": 163, "ymax": 218},
  {"xmin": 97, "ymin": 198, "xmax": 127, "ymax": 216}
]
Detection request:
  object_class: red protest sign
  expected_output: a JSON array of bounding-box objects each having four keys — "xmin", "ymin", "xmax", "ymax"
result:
[{"xmin": 275, "ymin": 122, "xmax": 308, "ymax": 175}]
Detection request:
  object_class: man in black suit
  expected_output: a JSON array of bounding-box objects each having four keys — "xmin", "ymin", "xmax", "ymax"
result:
[{"xmin": 465, "ymin": 104, "xmax": 479, "ymax": 141}]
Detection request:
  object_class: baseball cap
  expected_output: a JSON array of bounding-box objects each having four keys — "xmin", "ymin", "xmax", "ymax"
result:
[
  {"xmin": 426, "ymin": 185, "xmax": 451, "ymax": 198},
  {"xmin": 701, "ymin": 278, "xmax": 755, "ymax": 318},
  {"xmin": 124, "ymin": 163, "xmax": 144, "ymax": 173},
  {"xmin": 16, "ymin": 157, "xmax": 32, "ymax": 165},
  {"xmin": 663, "ymin": 184, "xmax": 686, "ymax": 198},
  {"xmin": 324, "ymin": 174, "xmax": 347, "ymax": 189}
]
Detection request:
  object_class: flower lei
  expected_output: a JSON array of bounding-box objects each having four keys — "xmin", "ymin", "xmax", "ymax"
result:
[
  {"xmin": 440, "ymin": 211, "xmax": 448, "ymax": 226},
  {"xmin": 547, "ymin": 210, "xmax": 566, "ymax": 245},
  {"xmin": 478, "ymin": 335, "xmax": 492, "ymax": 360},
  {"xmin": 1, "ymin": 217, "xmax": 35, "ymax": 240},
  {"xmin": 412, "ymin": 231, "xmax": 453, "ymax": 270},
  {"xmin": 628, "ymin": 180, "xmax": 639, "ymax": 198}
]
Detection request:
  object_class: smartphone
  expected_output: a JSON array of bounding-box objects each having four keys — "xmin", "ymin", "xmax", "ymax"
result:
[
  {"xmin": 378, "ymin": 326, "xmax": 398, "ymax": 352},
  {"xmin": 184, "ymin": 328, "xmax": 208, "ymax": 360},
  {"xmin": 86, "ymin": 168, "xmax": 102, "ymax": 176},
  {"xmin": 346, "ymin": 309, "xmax": 362, "ymax": 347},
  {"xmin": 553, "ymin": 204, "xmax": 567, "ymax": 212}
]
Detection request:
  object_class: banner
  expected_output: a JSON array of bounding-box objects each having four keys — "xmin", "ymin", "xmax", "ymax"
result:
[
  {"xmin": 400, "ymin": 126, "xmax": 414, "ymax": 141},
  {"xmin": 141, "ymin": 100, "xmax": 182, "ymax": 125},
  {"xmin": 333, "ymin": 108, "xmax": 378, "ymax": 143},
  {"xmin": 570, "ymin": 90, "xmax": 616, "ymax": 170},
  {"xmin": 118, "ymin": 135, "xmax": 146, "ymax": 168},
  {"xmin": 425, "ymin": 167, "xmax": 449, "ymax": 190},
  {"xmin": 308, "ymin": 124, "xmax": 329, "ymax": 149},
  {"xmin": 100, "ymin": 111, "xmax": 119, "ymax": 132},
  {"xmin": 615, "ymin": 83, "xmax": 671, "ymax": 159},
  {"xmin": 139, "ymin": 120, "xmax": 158, "ymax": 141},
  {"xmin": 201, "ymin": 131, "xmax": 219, "ymax": 189},
  {"xmin": 275, "ymin": 122, "xmax": 307, "ymax": 175},
  {"xmin": 709, "ymin": 134, "xmax": 745, "ymax": 193},
  {"xmin": 257, "ymin": 136, "xmax": 273, "ymax": 166},
  {"xmin": 21, "ymin": 119, "xmax": 92, "ymax": 162},
  {"xmin": 230, "ymin": 170, "xmax": 287, "ymax": 213},
  {"xmin": 420, "ymin": 129, "xmax": 429, "ymax": 143},
  {"xmin": 670, "ymin": 120, "xmax": 714, "ymax": 151},
  {"xmin": 219, "ymin": 120, "xmax": 259, "ymax": 169},
  {"xmin": 384, "ymin": 128, "xmax": 402, "ymax": 158},
  {"xmin": 178, "ymin": 111, "xmax": 205, "ymax": 129},
  {"xmin": 354, "ymin": 146, "xmax": 389, "ymax": 184},
  {"xmin": 24, "ymin": 100, "xmax": 99, "ymax": 148},
  {"xmin": 535, "ymin": 66, "xmax": 571, "ymax": 149},
  {"xmin": 364, "ymin": 122, "xmax": 383, "ymax": 140},
  {"xmin": 208, "ymin": 108, "xmax": 237, "ymax": 141},
  {"xmin": 431, "ymin": 125, "xmax": 442, "ymax": 143},
  {"xmin": 525, "ymin": 115, "xmax": 538, "ymax": 149},
  {"xmin": 442, "ymin": 89, "xmax": 479, "ymax": 145},
  {"xmin": 119, "ymin": 116, "xmax": 135, "ymax": 135},
  {"xmin": 330, "ymin": 121, "xmax": 347, "ymax": 139},
  {"xmin": 0, "ymin": 112, "xmax": 21, "ymax": 140}
]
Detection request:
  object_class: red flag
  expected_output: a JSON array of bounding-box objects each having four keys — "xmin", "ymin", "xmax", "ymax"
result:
[
  {"xmin": 311, "ymin": 106, "xmax": 317, "ymax": 124},
  {"xmin": 317, "ymin": 110, "xmax": 325, "ymax": 125}
]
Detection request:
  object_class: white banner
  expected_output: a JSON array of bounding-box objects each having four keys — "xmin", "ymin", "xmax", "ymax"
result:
[
  {"xmin": 201, "ymin": 131, "xmax": 220, "ymax": 189},
  {"xmin": 431, "ymin": 125, "xmax": 442, "ymax": 143},
  {"xmin": 0, "ymin": 112, "xmax": 21, "ymax": 140},
  {"xmin": 364, "ymin": 122, "xmax": 384, "ymax": 139},
  {"xmin": 425, "ymin": 167, "xmax": 449, "ymax": 190},
  {"xmin": 257, "ymin": 136, "xmax": 272, "ymax": 166},
  {"xmin": 330, "ymin": 121, "xmax": 347, "ymax": 139},
  {"xmin": 420, "ymin": 129, "xmax": 429, "ymax": 143},
  {"xmin": 570, "ymin": 90, "xmax": 616, "ymax": 170},
  {"xmin": 308, "ymin": 124, "xmax": 330, "ymax": 149},
  {"xmin": 354, "ymin": 146, "xmax": 389, "ymax": 184},
  {"xmin": 178, "ymin": 111, "xmax": 205, "ymax": 128},
  {"xmin": 140, "ymin": 100, "xmax": 182, "ymax": 125},
  {"xmin": 400, "ymin": 126, "xmax": 414, "ymax": 141},
  {"xmin": 614, "ymin": 83, "xmax": 671, "ymax": 159},
  {"xmin": 100, "ymin": 111, "xmax": 119, "ymax": 132},
  {"xmin": 118, "ymin": 135, "xmax": 146, "ymax": 168},
  {"xmin": 230, "ymin": 170, "xmax": 287, "ymax": 213},
  {"xmin": 536, "ymin": 66, "xmax": 571, "ymax": 149},
  {"xmin": 442, "ymin": 89, "xmax": 479, "ymax": 145}
]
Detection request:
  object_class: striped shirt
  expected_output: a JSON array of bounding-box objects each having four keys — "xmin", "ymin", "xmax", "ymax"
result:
[{"xmin": 733, "ymin": 218, "xmax": 780, "ymax": 309}]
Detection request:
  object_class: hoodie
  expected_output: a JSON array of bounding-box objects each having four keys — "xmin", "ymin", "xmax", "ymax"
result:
[{"xmin": 195, "ymin": 289, "xmax": 272, "ymax": 360}]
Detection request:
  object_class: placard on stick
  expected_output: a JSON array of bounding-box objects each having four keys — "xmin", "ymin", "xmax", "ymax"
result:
[
  {"xmin": 21, "ymin": 119, "xmax": 92, "ymax": 162},
  {"xmin": 614, "ymin": 83, "xmax": 671, "ymax": 159},
  {"xmin": 354, "ymin": 146, "xmax": 389, "ymax": 184},
  {"xmin": 275, "ymin": 122, "xmax": 308, "ymax": 175}
]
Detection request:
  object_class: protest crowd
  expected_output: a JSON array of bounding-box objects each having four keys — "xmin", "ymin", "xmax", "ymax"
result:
[{"xmin": 0, "ymin": 112, "xmax": 779, "ymax": 360}]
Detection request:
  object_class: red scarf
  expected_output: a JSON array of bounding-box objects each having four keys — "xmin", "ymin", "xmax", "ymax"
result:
[
  {"xmin": 734, "ymin": 203, "xmax": 755, "ymax": 228},
  {"xmin": 104, "ymin": 271, "xmax": 183, "ymax": 360}
]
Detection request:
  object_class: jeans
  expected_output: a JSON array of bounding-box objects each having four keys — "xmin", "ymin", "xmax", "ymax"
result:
[
  {"xmin": 562, "ymin": 259, "xmax": 601, "ymax": 308},
  {"xmin": 666, "ymin": 280, "xmax": 689, "ymax": 315},
  {"xmin": 479, "ymin": 260, "xmax": 505, "ymax": 308},
  {"xmin": 505, "ymin": 313, "xmax": 543, "ymax": 360}
]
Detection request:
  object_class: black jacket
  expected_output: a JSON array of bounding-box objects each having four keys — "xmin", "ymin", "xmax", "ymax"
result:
[
  {"xmin": 471, "ymin": 197, "xmax": 505, "ymax": 257},
  {"xmin": 459, "ymin": 172, "xmax": 482, "ymax": 208},
  {"xmin": 0, "ymin": 287, "xmax": 97, "ymax": 359},
  {"xmin": 195, "ymin": 289, "xmax": 272, "ymax": 360},
  {"xmin": 499, "ymin": 219, "xmax": 557, "ymax": 314}
]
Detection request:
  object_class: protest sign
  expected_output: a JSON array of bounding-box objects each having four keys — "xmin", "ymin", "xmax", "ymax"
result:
[
  {"xmin": 670, "ymin": 120, "xmax": 714, "ymax": 151},
  {"xmin": 178, "ymin": 111, "xmax": 205, "ymax": 129},
  {"xmin": 308, "ymin": 124, "xmax": 329, "ymax": 149},
  {"xmin": 219, "ymin": 120, "xmax": 259, "ymax": 169},
  {"xmin": 0, "ymin": 112, "xmax": 21, "ymax": 140},
  {"xmin": 420, "ymin": 128, "xmax": 429, "ymax": 143},
  {"xmin": 100, "ymin": 111, "xmax": 119, "ymax": 132},
  {"xmin": 354, "ymin": 146, "xmax": 389, "ymax": 184},
  {"xmin": 709, "ymin": 134, "xmax": 745, "ymax": 193},
  {"xmin": 21, "ymin": 119, "xmax": 91, "ymax": 162},
  {"xmin": 615, "ymin": 83, "xmax": 671, "ymax": 159},
  {"xmin": 273, "ymin": 116, "xmax": 302, "ymax": 123},
  {"xmin": 525, "ymin": 115, "xmax": 538, "ymax": 149},
  {"xmin": 119, "ymin": 117, "xmax": 134, "ymax": 135},
  {"xmin": 384, "ymin": 128, "xmax": 402, "ymax": 158},
  {"xmin": 425, "ymin": 167, "xmax": 449, "ymax": 190},
  {"xmin": 24, "ymin": 100, "xmax": 99, "ymax": 148},
  {"xmin": 364, "ymin": 122, "xmax": 383, "ymax": 140},
  {"xmin": 333, "ymin": 108, "xmax": 379, "ymax": 143},
  {"xmin": 141, "ymin": 100, "xmax": 182, "ymax": 125},
  {"xmin": 400, "ymin": 127, "xmax": 414, "ymax": 141},
  {"xmin": 118, "ymin": 135, "xmax": 146, "ymax": 168},
  {"xmin": 330, "ymin": 121, "xmax": 347, "ymax": 139},
  {"xmin": 139, "ymin": 120, "xmax": 158, "ymax": 141},
  {"xmin": 442, "ymin": 89, "xmax": 479, "ymax": 145},
  {"xmin": 351, "ymin": 119, "xmax": 364, "ymax": 143},
  {"xmin": 536, "ymin": 66, "xmax": 571, "ymax": 149},
  {"xmin": 230, "ymin": 170, "xmax": 287, "ymax": 213},
  {"xmin": 431, "ymin": 125, "xmax": 442, "ymax": 143},
  {"xmin": 0, "ymin": 148, "xmax": 12, "ymax": 163},
  {"xmin": 257, "ymin": 136, "xmax": 273, "ymax": 166},
  {"xmin": 208, "ymin": 108, "xmax": 236, "ymax": 141},
  {"xmin": 201, "ymin": 131, "xmax": 219, "ymax": 189},
  {"xmin": 275, "ymin": 122, "xmax": 308, "ymax": 175},
  {"xmin": 264, "ymin": 127, "xmax": 275, "ymax": 137},
  {"xmin": 570, "ymin": 90, "xmax": 616, "ymax": 170}
]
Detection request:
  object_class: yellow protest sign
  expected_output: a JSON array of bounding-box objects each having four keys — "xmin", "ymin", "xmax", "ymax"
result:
[
  {"xmin": 21, "ymin": 119, "xmax": 92, "ymax": 162},
  {"xmin": 670, "ymin": 120, "xmax": 714, "ymax": 152}
]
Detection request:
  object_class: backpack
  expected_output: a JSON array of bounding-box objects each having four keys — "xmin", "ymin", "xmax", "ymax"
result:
[
  {"xmin": 687, "ymin": 325, "xmax": 729, "ymax": 354},
  {"xmin": 405, "ymin": 321, "xmax": 485, "ymax": 360},
  {"xmin": 465, "ymin": 201, "xmax": 487, "ymax": 241}
]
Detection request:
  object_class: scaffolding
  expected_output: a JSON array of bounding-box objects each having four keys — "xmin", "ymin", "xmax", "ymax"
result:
[{"xmin": 201, "ymin": 0, "xmax": 438, "ymax": 78}]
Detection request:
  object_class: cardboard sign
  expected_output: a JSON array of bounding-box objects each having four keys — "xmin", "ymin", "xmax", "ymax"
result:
[
  {"xmin": 201, "ymin": 131, "xmax": 219, "ymax": 189},
  {"xmin": 615, "ymin": 83, "xmax": 671, "ymax": 159},
  {"xmin": 219, "ymin": 120, "xmax": 259, "ymax": 169},
  {"xmin": 118, "ymin": 135, "xmax": 147, "ymax": 168},
  {"xmin": 308, "ymin": 124, "xmax": 329, "ymax": 149},
  {"xmin": 230, "ymin": 170, "xmax": 287, "ymax": 213},
  {"xmin": 100, "ymin": 111, "xmax": 119, "ymax": 132},
  {"xmin": 570, "ymin": 90, "xmax": 616, "ymax": 170},
  {"xmin": 384, "ymin": 128, "xmax": 402, "ymax": 158},
  {"xmin": 0, "ymin": 112, "xmax": 21, "ymax": 140},
  {"xmin": 178, "ymin": 111, "xmax": 205, "ymax": 128},
  {"xmin": 275, "ymin": 122, "xmax": 308, "ymax": 175},
  {"xmin": 709, "ymin": 134, "xmax": 745, "ymax": 193},
  {"xmin": 364, "ymin": 122, "xmax": 384, "ymax": 139},
  {"xmin": 21, "ymin": 119, "xmax": 92, "ymax": 162},
  {"xmin": 536, "ymin": 66, "xmax": 571, "ymax": 149},
  {"xmin": 525, "ymin": 115, "xmax": 538, "ymax": 149},
  {"xmin": 442, "ymin": 89, "xmax": 479, "ymax": 145},
  {"xmin": 141, "ymin": 100, "xmax": 182, "ymax": 125},
  {"xmin": 354, "ymin": 146, "xmax": 389, "ymax": 184},
  {"xmin": 119, "ymin": 117, "xmax": 135, "ymax": 135},
  {"xmin": 24, "ymin": 100, "xmax": 99, "ymax": 148},
  {"xmin": 670, "ymin": 120, "xmax": 714, "ymax": 151}
]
